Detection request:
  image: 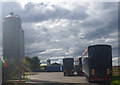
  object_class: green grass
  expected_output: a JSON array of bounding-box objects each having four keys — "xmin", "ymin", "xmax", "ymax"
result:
[
  {"xmin": 25, "ymin": 72, "xmax": 39, "ymax": 75},
  {"xmin": 111, "ymin": 67, "xmax": 120, "ymax": 84},
  {"xmin": 111, "ymin": 80, "xmax": 120, "ymax": 85},
  {"xmin": 111, "ymin": 75, "xmax": 120, "ymax": 85}
]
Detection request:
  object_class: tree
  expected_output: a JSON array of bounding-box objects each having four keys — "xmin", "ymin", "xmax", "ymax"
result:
[
  {"xmin": 24, "ymin": 56, "xmax": 41, "ymax": 72},
  {"xmin": 31, "ymin": 56, "xmax": 41, "ymax": 72},
  {"xmin": 24, "ymin": 57, "xmax": 32, "ymax": 72}
]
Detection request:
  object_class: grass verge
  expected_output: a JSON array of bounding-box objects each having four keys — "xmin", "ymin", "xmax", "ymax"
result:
[
  {"xmin": 25, "ymin": 72, "xmax": 39, "ymax": 75},
  {"xmin": 111, "ymin": 75, "xmax": 120, "ymax": 85}
]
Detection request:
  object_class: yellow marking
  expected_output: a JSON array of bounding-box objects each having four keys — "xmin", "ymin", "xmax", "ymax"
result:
[
  {"xmin": 92, "ymin": 69, "xmax": 95, "ymax": 75},
  {"xmin": 107, "ymin": 68, "xmax": 109, "ymax": 74},
  {"xmin": 80, "ymin": 68, "xmax": 82, "ymax": 71}
]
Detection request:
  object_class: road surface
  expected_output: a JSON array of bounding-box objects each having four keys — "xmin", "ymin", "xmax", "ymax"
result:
[
  {"xmin": 4, "ymin": 72, "xmax": 110, "ymax": 85},
  {"xmin": 27, "ymin": 72, "xmax": 91, "ymax": 84}
]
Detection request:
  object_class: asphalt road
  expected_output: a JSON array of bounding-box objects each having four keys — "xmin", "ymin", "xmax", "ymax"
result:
[
  {"xmin": 26, "ymin": 72, "xmax": 111, "ymax": 85},
  {"xmin": 27, "ymin": 72, "xmax": 88, "ymax": 83},
  {"xmin": 3, "ymin": 72, "xmax": 111, "ymax": 85}
]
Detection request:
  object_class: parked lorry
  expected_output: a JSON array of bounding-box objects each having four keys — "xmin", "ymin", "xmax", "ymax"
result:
[
  {"xmin": 75, "ymin": 58, "xmax": 83, "ymax": 76},
  {"xmin": 81, "ymin": 44, "xmax": 112, "ymax": 82},
  {"xmin": 63, "ymin": 58, "xmax": 74, "ymax": 76}
]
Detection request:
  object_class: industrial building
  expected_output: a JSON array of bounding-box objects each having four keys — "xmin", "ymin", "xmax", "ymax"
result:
[
  {"xmin": 2, "ymin": 13, "xmax": 25, "ymax": 81},
  {"xmin": 46, "ymin": 59, "xmax": 63, "ymax": 72}
]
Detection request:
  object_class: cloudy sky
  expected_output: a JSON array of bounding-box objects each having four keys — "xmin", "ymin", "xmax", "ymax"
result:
[{"xmin": 0, "ymin": 1, "xmax": 119, "ymax": 65}]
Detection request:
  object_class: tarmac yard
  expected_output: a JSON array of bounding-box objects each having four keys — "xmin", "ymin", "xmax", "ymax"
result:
[
  {"xmin": 4, "ymin": 72, "xmax": 112, "ymax": 85},
  {"xmin": 26, "ymin": 72, "xmax": 112, "ymax": 85},
  {"xmin": 27, "ymin": 72, "xmax": 88, "ymax": 83}
]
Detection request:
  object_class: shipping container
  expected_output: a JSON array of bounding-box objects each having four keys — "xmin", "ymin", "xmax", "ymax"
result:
[
  {"xmin": 46, "ymin": 65, "xmax": 63, "ymax": 72},
  {"xmin": 81, "ymin": 44, "xmax": 112, "ymax": 82},
  {"xmin": 63, "ymin": 58, "xmax": 74, "ymax": 76},
  {"xmin": 75, "ymin": 58, "xmax": 83, "ymax": 75}
]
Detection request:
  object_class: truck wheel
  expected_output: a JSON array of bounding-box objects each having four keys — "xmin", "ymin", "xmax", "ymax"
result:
[{"xmin": 64, "ymin": 72, "xmax": 66, "ymax": 76}]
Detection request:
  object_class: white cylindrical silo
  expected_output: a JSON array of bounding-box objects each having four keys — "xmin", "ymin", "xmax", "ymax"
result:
[
  {"xmin": 0, "ymin": 56, "xmax": 2, "ymax": 84},
  {"xmin": 21, "ymin": 29, "xmax": 25, "ymax": 59},
  {"xmin": 2, "ymin": 13, "xmax": 24, "ymax": 80},
  {"xmin": 3, "ymin": 13, "xmax": 21, "ymax": 59}
]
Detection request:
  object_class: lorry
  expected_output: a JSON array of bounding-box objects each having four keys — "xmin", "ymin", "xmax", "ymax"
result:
[
  {"xmin": 81, "ymin": 44, "xmax": 112, "ymax": 82},
  {"xmin": 63, "ymin": 58, "xmax": 74, "ymax": 76},
  {"xmin": 75, "ymin": 58, "xmax": 83, "ymax": 76}
]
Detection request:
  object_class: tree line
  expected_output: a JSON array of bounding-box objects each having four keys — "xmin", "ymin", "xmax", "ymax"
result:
[{"xmin": 24, "ymin": 56, "xmax": 41, "ymax": 72}]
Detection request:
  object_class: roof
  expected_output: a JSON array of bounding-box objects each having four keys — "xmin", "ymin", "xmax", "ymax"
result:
[
  {"xmin": 5, "ymin": 13, "xmax": 20, "ymax": 19},
  {"xmin": 88, "ymin": 44, "xmax": 111, "ymax": 48},
  {"xmin": 51, "ymin": 62, "xmax": 61, "ymax": 66}
]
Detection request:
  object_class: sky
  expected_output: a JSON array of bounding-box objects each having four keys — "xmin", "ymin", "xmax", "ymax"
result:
[{"xmin": 0, "ymin": 1, "xmax": 119, "ymax": 65}]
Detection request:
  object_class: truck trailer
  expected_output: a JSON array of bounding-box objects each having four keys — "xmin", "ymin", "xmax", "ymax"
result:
[
  {"xmin": 63, "ymin": 58, "xmax": 74, "ymax": 76},
  {"xmin": 75, "ymin": 58, "xmax": 83, "ymax": 76},
  {"xmin": 81, "ymin": 44, "xmax": 112, "ymax": 82}
]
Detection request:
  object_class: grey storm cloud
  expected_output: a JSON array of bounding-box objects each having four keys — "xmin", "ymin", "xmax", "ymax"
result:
[
  {"xmin": 81, "ymin": 3, "xmax": 118, "ymax": 40},
  {"xmin": 20, "ymin": 2, "xmax": 88, "ymax": 22},
  {"xmin": 1, "ymin": 2, "xmax": 118, "ymax": 65}
]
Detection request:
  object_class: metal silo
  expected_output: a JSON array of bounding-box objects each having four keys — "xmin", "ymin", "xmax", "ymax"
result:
[
  {"xmin": 2, "ymin": 13, "xmax": 24, "ymax": 81},
  {"xmin": 0, "ymin": 57, "xmax": 2, "ymax": 84}
]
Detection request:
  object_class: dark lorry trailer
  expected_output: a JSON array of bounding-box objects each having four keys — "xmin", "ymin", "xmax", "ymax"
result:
[
  {"xmin": 63, "ymin": 58, "xmax": 74, "ymax": 76},
  {"xmin": 82, "ymin": 45, "xmax": 112, "ymax": 82},
  {"xmin": 75, "ymin": 58, "xmax": 83, "ymax": 76}
]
